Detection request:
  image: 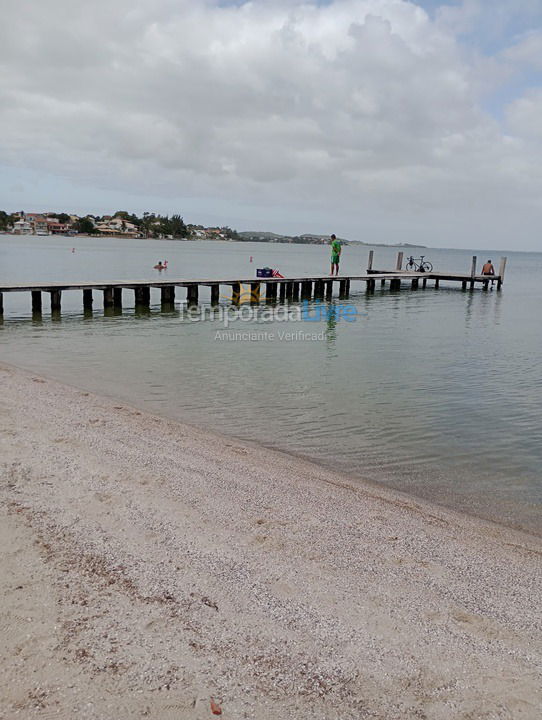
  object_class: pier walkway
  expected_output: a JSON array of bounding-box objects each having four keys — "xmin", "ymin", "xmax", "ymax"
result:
[{"xmin": 0, "ymin": 253, "xmax": 507, "ymax": 315}]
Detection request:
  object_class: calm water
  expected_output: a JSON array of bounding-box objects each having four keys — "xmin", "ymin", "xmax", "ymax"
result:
[{"xmin": 1, "ymin": 234, "xmax": 541, "ymax": 534}]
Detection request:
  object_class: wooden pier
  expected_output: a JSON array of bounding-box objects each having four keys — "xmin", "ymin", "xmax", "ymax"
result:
[{"xmin": 0, "ymin": 253, "xmax": 507, "ymax": 316}]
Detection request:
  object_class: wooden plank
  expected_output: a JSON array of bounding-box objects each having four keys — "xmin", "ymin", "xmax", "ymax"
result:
[
  {"xmin": 367, "ymin": 250, "xmax": 374, "ymax": 271},
  {"xmin": 396, "ymin": 252, "xmax": 404, "ymax": 271}
]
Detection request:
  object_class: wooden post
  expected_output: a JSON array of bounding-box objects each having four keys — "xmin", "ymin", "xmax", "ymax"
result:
[
  {"xmin": 339, "ymin": 279, "xmax": 346, "ymax": 298},
  {"xmin": 50, "ymin": 289, "xmax": 62, "ymax": 312},
  {"xmin": 390, "ymin": 278, "xmax": 401, "ymax": 291},
  {"xmin": 187, "ymin": 284, "xmax": 199, "ymax": 305},
  {"xmin": 497, "ymin": 257, "xmax": 507, "ymax": 290},
  {"xmin": 210, "ymin": 284, "xmax": 219, "ymax": 305},
  {"xmin": 113, "ymin": 287, "xmax": 123, "ymax": 308},
  {"xmin": 422, "ymin": 278, "xmax": 427, "ymax": 289},
  {"xmin": 279, "ymin": 282, "xmax": 286, "ymax": 302},
  {"xmin": 381, "ymin": 278, "xmax": 386, "ymax": 287},
  {"xmin": 266, "ymin": 282, "xmax": 274, "ymax": 303},
  {"xmin": 103, "ymin": 286, "xmax": 114, "ymax": 308},
  {"xmin": 31, "ymin": 291, "xmax": 42, "ymax": 314},
  {"xmin": 461, "ymin": 280, "xmax": 467, "ymax": 291},
  {"xmin": 160, "ymin": 286, "xmax": 174, "ymax": 306},
  {"xmin": 135, "ymin": 286, "xmax": 150, "ymax": 307},
  {"xmin": 0, "ymin": 292, "xmax": 3, "ymax": 315},
  {"xmin": 367, "ymin": 250, "xmax": 374, "ymax": 272},
  {"xmin": 249, "ymin": 282, "xmax": 260, "ymax": 303},
  {"xmin": 435, "ymin": 278, "xmax": 440, "ymax": 289},
  {"xmin": 314, "ymin": 280, "xmax": 324, "ymax": 299},
  {"xmin": 366, "ymin": 278, "xmax": 375, "ymax": 293},
  {"xmin": 470, "ymin": 256, "xmax": 477, "ymax": 290},
  {"xmin": 301, "ymin": 281, "xmax": 312, "ymax": 299},
  {"xmin": 345, "ymin": 279, "xmax": 350, "ymax": 297},
  {"xmin": 325, "ymin": 280, "xmax": 333, "ymax": 300},
  {"xmin": 396, "ymin": 251, "xmax": 404, "ymax": 270},
  {"xmin": 292, "ymin": 282, "xmax": 300, "ymax": 301},
  {"xmin": 231, "ymin": 282, "xmax": 240, "ymax": 304},
  {"xmin": 83, "ymin": 289, "xmax": 93, "ymax": 310},
  {"xmin": 411, "ymin": 278, "xmax": 419, "ymax": 290},
  {"xmin": 483, "ymin": 280, "xmax": 489, "ymax": 291},
  {"xmin": 285, "ymin": 282, "xmax": 293, "ymax": 301}
]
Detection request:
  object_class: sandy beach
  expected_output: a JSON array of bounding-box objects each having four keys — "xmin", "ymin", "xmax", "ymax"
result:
[{"xmin": 0, "ymin": 362, "xmax": 541, "ymax": 719}]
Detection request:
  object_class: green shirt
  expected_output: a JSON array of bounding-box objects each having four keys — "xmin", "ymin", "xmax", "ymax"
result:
[{"xmin": 330, "ymin": 239, "xmax": 341, "ymax": 257}]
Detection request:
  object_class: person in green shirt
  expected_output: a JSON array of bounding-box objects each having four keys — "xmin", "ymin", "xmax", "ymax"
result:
[{"xmin": 329, "ymin": 234, "xmax": 342, "ymax": 276}]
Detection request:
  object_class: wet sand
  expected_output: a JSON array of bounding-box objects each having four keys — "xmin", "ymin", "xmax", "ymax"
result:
[{"xmin": 0, "ymin": 362, "xmax": 541, "ymax": 719}]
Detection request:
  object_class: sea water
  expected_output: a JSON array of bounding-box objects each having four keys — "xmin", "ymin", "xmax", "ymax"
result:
[{"xmin": 1, "ymin": 234, "xmax": 541, "ymax": 534}]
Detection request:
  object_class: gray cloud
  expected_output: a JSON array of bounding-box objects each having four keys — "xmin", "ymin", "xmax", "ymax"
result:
[{"xmin": 1, "ymin": 0, "xmax": 542, "ymax": 249}]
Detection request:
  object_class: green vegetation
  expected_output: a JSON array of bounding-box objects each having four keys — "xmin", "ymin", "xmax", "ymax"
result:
[{"xmin": 0, "ymin": 211, "xmax": 16, "ymax": 231}]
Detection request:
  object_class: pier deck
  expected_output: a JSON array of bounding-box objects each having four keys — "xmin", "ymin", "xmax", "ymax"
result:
[{"xmin": 0, "ymin": 253, "xmax": 507, "ymax": 315}]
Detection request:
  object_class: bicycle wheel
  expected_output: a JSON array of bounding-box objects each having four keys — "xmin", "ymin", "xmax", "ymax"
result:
[
  {"xmin": 422, "ymin": 262, "xmax": 433, "ymax": 272},
  {"xmin": 405, "ymin": 261, "xmax": 417, "ymax": 271}
]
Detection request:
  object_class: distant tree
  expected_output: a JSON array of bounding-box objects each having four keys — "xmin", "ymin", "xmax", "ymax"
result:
[
  {"xmin": 0, "ymin": 210, "xmax": 15, "ymax": 231},
  {"xmin": 51, "ymin": 212, "xmax": 70, "ymax": 224},
  {"xmin": 170, "ymin": 214, "xmax": 188, "ymax": 238},
  {"xmin": 74, "ymin": 217, "xmax": 95, "ymax": 234}
]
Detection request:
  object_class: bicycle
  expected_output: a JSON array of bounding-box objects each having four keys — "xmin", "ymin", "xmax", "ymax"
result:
[{"xmin": 405, "ymin": 255, "xmax": 433, "ymax": 272}]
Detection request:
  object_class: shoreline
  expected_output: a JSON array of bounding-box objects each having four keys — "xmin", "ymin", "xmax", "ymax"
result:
[
  {"xmin": 1, "ymin": 362, "xmax": 541, "ymax": 718},
  {"xmin": 1, "ymin": 357, "xmax": 538, "ymax": 541}
]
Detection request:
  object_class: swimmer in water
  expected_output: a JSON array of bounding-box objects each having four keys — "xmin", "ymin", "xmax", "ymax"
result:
[{"xmin": 154, "ymin": 261, "xmax": 164, "ymax": 270}]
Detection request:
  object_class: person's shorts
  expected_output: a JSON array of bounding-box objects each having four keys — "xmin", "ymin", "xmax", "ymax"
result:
[{"xmin": 331, "ymin": 254, "xmax": 340, "ymax": 264}]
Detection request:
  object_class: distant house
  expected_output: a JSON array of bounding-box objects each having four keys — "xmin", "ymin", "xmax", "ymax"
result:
[
  {"xmin": 95, "ymin": 217, "xmax": 141, "ymax": 238},
  {"xmin": 47, "ymin": 220, "xmax": 69, "ymax": 235},
  {"xmin": 12, "ymin": 219, "xmax": 33, "ymax": 234}
]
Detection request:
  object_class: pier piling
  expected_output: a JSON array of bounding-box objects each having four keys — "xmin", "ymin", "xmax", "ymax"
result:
[
  {"xmin": 470, "ymin": 256, "xmax": 477, "ymax": 290},
  {"xmin": 31, "ymin": 291, "xmax": 42, "ymax": 314},
  {"xmin": 250, "ymin": 282, "xmax": 261, "ymax": 304},
  {"xmin": 83, "ymin": 289, "xmax": 93, "ymax": 310},
  {"xmin": 210, "ymin": 284, "xmax": 219, "ymax": 305},
  {"xmin": 186, "ymin": 285, "xmax": 199, "ymax": 305},
  {"xmin": 103, "ymin": 287, "xmax": 114, "ymax": 308},
  {"xmin": 114, "ymin": 287, "xmax": 123, "ymax": 308},
  {"xmin": 160, "ymin": 286, "xmax": 174, "ymax": 306},
  {"xmin": 134, "ymin": 286, "xmax": 150, "ymax": 308},
  {"xmin": 50, "ymin": 289, "xmax": 61, "ymax": 312}
]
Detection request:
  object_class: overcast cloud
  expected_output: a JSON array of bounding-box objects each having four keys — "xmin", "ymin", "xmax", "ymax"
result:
[{"xmin": 1, "ymin": 0, "xmax": 542, "ymax": 249}]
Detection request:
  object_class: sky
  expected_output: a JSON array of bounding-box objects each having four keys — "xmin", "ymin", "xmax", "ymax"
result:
[{"xmin": 1, "ymin": 0, "xmax": 542, "ymax": 250}]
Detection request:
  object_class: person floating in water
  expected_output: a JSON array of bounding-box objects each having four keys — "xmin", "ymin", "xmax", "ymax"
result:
[
  {"xmin": 329, "ymin": 234, "xmax": 341, "ymax": 276},
  {"xmin": 481, "ymin": 259, "xmax": 495, "ymax": 285},
  {"xmin": 154, "ymin": 260, "xmax": 168, "ymax": 271}
]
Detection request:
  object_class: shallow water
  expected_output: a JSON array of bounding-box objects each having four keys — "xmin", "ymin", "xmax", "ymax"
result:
[{"xmin": 1, "ymin": 234, "xmax": 541, "ymax": 533}]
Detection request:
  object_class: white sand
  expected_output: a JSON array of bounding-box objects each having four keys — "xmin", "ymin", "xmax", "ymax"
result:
[{"xmin": 0, "ymin": 362, "xmax": 541, "ymax": 719}]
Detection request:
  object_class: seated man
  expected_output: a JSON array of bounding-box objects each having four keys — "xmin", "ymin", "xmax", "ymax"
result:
[{"xmin": 481, "ymin": 259, "xmax": 495, "ymax": 284}]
